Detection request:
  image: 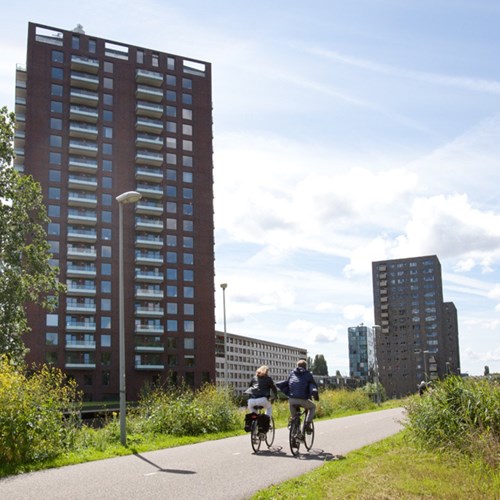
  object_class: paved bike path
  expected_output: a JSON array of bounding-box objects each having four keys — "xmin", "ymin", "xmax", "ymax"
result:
[{"xmin": 0, "ymin": 408, "xmax": 405, "ymax": 499}]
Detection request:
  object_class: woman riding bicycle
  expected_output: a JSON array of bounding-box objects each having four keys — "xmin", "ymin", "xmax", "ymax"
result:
[{"xmin": 245, "ymin": 365, "xmax": 278, "ymax": 417}]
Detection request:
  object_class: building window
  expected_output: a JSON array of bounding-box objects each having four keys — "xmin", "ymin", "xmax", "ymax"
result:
[
  {"xmin": 184, "ymin": 303, "xmax": 194, "ymax": 315},
  {"xmin": 51, "ymin": 84, "xmax": 63, "ymax": 96},
  {"xmin": 50, "ymin": 118, "xmax": 62, "ymax": 130},
  {"xmin": 46, "ymin": 352, "xmax": 58, "ymax": 364},
  {"xmin": 182, "ymin": 156, "xmax": 193, "ymax": 167},
  {"xmin": 102, "ymin": 371, "xmax": 110, "ymax": 386},
  {"xmin": 45, "ymin": 332, "xmax": 58, "ymax": 345},
  {"xmin": 166, "ymin": 75, "xmax": 176, "ymax": 86},
  {"xmin": 101, "ymin": 334, "xmax": 111, "ymax": 347},
  {"xmin": 182, "ymin": 93, "xmax": 192, "ymax": 105},
  {"xmin": 166, "ymin": 201, "xmax": 177, "ymax": 213},
  {"xmin": 51, "ymin": 101, "xmax": 63, "ymax": 113},
  {"xmin": 183, "ymin": 269, "xmax": 194, "ymax": 281},
  {"xmin": 167, "ymin": 319, "xmax": 177, "ymax": 332},
  {"xmin": 184, "ymin": 337, "xmax": 194, "ymax": 349},
  {"xmin": 89, "ymin": 39, "xmax": 96, "ymax": 53},
  {"xmin": 166, "ymin": 268, "xmax": 177, "ymax": 280},
  {"xmin": 166, "ymin": 106, "xmax": 176, "ymax": 117},
  {"xmin": 46, "ymin": 314, "xmax": 58, "ymax": 327},
  {"xmin": 184, "ymin": 287, "xmax": 194, "ymax": 298},
  {"xmin": 183, "ymin": 220, "xmax": 193, "ymax": 232},
  {"xmin": 101, "ymin": 298, "xmax": 111, "ymax": 311},
  {"xmin": 50, "ymin": 135, "xmax": 62, "ymax": 147},
  {"xmin": 48, "ymin": 205, "xmax": 60, "ymax": 218},
  {"xmin": 49, "ymin": 169, "xmax": 61, "ymax": 182},
  {"xmin": 101, "ymin": 281, "xmax": 111, "ymax": 293},
  {"xmin": 137, "ymin": 49, "xmax": 144, "ymax": 64},
  {"xmin": 184, "ymin": 321, "xmax": 194, "ymax": 333},
  {"xmin": 101, "ymin": 317, "xmax": 111, "ymax": 329},
  {"xmin": 182, "ymin": 109, "xmax": 192, "ymax": 120},
  {"xmin": 183, "ymin": 253, "xmax": 194, "ymax": 265},
  {"xmin": 167, "ymin": 303, "xmax": 177, "ymax": 314},
  {"xmin": 104, "ymin": 61, "xmax": 113, "ymax": 73},
  {"xmin": 103, "ymin": 77, "xmax": 113, "ymax": 89},
  {"xmin": 48, "ymin": 187, "xmax": 60, "ymax": 200},
  {"xmin": 52, "ymin": 50, "xmax": 63, "ymax": 63},
  {"xmin": 72, "ymin": 35, "xmax": 80, "ymax": 50},
  {"xmin": 166, "ymin": 252, "xmax": 177, "ymax": 263},
  {"xmin": 51, "ymin": 67, "xmax": 63, "ymax": 80},
  {"xmin": 166, "ymin": 153, "xmax": 177, "ymax": 164},
  {"xmin": 182, "ymin": 78, "xmax": 192, "ymax": 90},
  {"xmin": 166, "ymin": 286, "xmax": 178, "ymax": 297}
]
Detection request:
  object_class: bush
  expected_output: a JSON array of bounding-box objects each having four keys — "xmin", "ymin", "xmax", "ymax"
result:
[
  {"xmin": 405, "ymin": 376, "xmax": 500, "ymax": 467},
  {"xmin": 136, "ymin": 383, "xmax": 240, "ymax": 436},
  {"xmin": 0, "ymin": 357, "xmax": 81, "ymax": 464}
]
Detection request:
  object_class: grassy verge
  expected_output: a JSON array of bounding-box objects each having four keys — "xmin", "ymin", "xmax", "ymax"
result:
[{"xmin": 252, "ymin": 431, "xmax": 500, "ymax": 499}]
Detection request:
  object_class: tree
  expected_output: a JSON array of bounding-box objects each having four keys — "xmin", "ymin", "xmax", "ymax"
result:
[
  {"xmin": 0, "ymin": 106, "xmax": 64, "ymax": 362},
  {"xmin": 313, "ymin": 354, "xmax": 329, "ymax": 375}
]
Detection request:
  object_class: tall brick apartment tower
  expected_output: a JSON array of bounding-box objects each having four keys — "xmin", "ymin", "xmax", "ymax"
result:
[
  {"xmin": 372, "ymin": 255, "xmax": 460, "ymax": 397},
  {"xmin": 14, "ymin": 23, "xmax": 215, "ymax": 401}
]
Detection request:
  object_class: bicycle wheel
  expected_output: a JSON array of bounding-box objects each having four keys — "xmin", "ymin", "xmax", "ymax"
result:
[
  {"xmin": 303, "ymin": 420, "xmax": 315, "ymax": 450},
  {"xmin": 265, "ymin": 416, "xmax": 275, "ymax": 447},
  {"xmin": 250, "ymin": 420, "xmax": 261, "ymax": 453},
  {"xmin": 289, "ymin": 418, "xmax": 301, "ymax": 456}
]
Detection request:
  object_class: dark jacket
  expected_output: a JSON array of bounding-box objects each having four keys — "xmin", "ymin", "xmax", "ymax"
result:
[
  {"xmin": 246, "ymin": 374, "xmax": 278, "ymax": 399},
  {"xmin": 283, "ymin": 367, "xmax": 318, "ymax": 400}
]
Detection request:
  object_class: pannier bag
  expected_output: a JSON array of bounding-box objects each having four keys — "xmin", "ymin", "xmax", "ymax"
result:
[
  {"xmin": 244, "ymin": 412, "xmax": 257, "ymax": 432},
  {"xmin": 257, "ymin": 414, "xmax": 270, "ymax": 433}
]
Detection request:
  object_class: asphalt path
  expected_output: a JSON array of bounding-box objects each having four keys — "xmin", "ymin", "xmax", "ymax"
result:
[{"xmin": 0, "ymin": 407, "xmax": 405, "ymax": 500}]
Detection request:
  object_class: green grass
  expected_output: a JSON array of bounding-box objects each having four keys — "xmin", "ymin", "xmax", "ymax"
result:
[{"xmin": 252, "ymin": 431, "xmax": 500, "ymax": 499}]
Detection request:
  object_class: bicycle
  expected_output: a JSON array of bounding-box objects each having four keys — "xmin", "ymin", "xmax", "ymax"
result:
[
  {"xmin": 288, "ymin": 405, "xmax": 315, "ymax": 456},
  {"xmin": 250, "ymin": 405, "xmax": 275, "ymax": 453}
]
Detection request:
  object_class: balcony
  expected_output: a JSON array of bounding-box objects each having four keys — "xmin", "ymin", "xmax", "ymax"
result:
[
  {"xmin": 136, "ymin": 117, "xmax": 163, "ymax": 133},
  {"xmin": 66, "ymin": 321, "xmax": 96, "ymax": 332},
  {"xmin": 135, "ymin": 234, "xmax": 163, "ymax": 248},
  {"xmin": 67, "ymin": 226, "xmax": 97, "ymax": 242},
  {"xmin": 67, "ymin": 245, "xmax": 97, "ymax": 259},
  {"xmin": 70, "ymin": 71, "xmax": 99, "ymax": 89},
  {"xmin": 135, "ymin": 306, "xmax": 164, "ymax": 317},
  {"xmin": 135, "ymin": 134, "xmax": 163, "ymax": 150},
  {"xmin": 66, "ymin": 303, "xmax": 97, "ymax": 314},
  {"xmin": 71, "ymin": 55, "xmax": 99, "ymax": 73},
  {"xmin": 136, "ymin": 183, "xmax": 163, "ymax": 199},
  {"xmin": 67, "ymin": 282, "xmax": 96, "ymax": 295},
  {"xmin": 135, "ymin": 251, "xmax": 163, "ymax": 265},
  {"xmin": 136, "ymin": 68, "xmax": 163, "ymax": 86},
  {"xmin": 135, "ymin": 217, "xmax": 163, "ymax": 232},
  {"xmin": 68, "ymin": 174, "xmax": 97, "ymax": 191},
  {"xmin": 136, "ymin": 84, "xmax": 163, "ymax": 102},
  {"xmin": 65, "ymin": 340, "xmax": 97, "ymax": 350},
  {"xmin": 134, "ymin": 270, "xmax": 164, "ymax": 283},
  {"xmin": 70, "ymin": 122, "xmax": 98, "ymax": 139},
  {"xmin": 67, "ymin": 263, "xmax": 97, "ymax": 277},
  {"xmin": 135, "ymin": 288, "xmax": 164, "ymax": 300},
  {"xmin": 70, "ymin": 88, "xmax": 99, "ymax": 106},
  {"xmin": 136, "ymin": 101, "xmax": 163, "ymax": 118},
  {"xmin": 135, "ymin": 363, "xmax": 164, "ymax": 370},
  {"xmin": 69, "ymin": 139, "xmax": 98, "ymax": 157},
  {"xmin": 136, "ymin": 199, "xmax": 163, "ymax": 215},
  {"xmin": 68, "ymin": 191, "xmax": 98, "ymax": 207},
  {"xmin": 65, "ymin": 362, "xmax": 97, "ymax": 369},
  {"xmin": 135, "ymin": 346, "xmax": 165, "ymax": 353},
  {"xmin": 68, "ymin": 209, "xmax": 97, "ymax": 225},
  {"xmin": 70, "ymin": 105, "xmax": 98, "ymax": 123},
  {"xmin": 69, "ymin": 156, "xmax": 98, "ymax": 172},
  {"xmin": 135, "ymin": 166, "xmax": 163, "ymax": 182},
  {"xmin": 135, "ymin": 324, "xmax": 164, "ymax": 334},
  {"xmin": 136, "ymin": 150, "xmax": 163, "ymax": 166}
]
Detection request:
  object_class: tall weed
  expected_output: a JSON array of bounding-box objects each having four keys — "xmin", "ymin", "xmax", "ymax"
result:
[{"xmin": 405, "ymin": 376, "xmax": 500, "ymax": 467}]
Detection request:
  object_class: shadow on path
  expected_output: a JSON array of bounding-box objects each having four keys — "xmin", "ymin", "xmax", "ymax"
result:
[{"xmin": 133, "ymin": 452, "xmax": 196, "ymax": 474}]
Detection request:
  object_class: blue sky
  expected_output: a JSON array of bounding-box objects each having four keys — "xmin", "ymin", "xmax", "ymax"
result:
[{"xmin": 2, "ymin": 1, "xmax": 500, "ymax": 376}]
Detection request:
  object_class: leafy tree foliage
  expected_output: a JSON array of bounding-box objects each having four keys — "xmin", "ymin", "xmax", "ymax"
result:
[
  {"xmin": 0, "ymin": 106, "xmax": 64, "ymax": 362},
  {"xmin": 311, "ymin": 354, "xmax": 329, "ymax": 375}
]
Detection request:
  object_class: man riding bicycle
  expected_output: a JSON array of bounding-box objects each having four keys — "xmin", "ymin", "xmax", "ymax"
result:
[{"xmin": 277, "ymin": 359, "xmax": 319, "ymax": 433}]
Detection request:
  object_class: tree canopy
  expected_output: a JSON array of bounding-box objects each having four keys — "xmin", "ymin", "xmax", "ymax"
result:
[
  {"xmin": 310, "ymin": 354, "xmax": 329, "ymax": 375},
  {"xmin": 0, "ymin": 106, "xmax": 64, "ymax": 362}
]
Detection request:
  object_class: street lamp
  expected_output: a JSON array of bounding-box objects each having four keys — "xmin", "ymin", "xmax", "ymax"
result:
[
  {"xmin": 423, "ymin": 350, "xmax": 430, "ymax": 382},
  {"xmin": 372, "ymin": 325, "xmax": 381, "ymax": 405},
  {"xmin": 220, "ymin": 283, "xmax": 228, "ymax": 386},
  {"xmin": 116, "ymin": 190, "xmax": 141, "ymax": 446}
]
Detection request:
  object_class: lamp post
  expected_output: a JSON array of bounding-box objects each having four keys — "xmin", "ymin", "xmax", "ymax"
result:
[
  {"xmin": 116, "ymin": 190, "xmax": 141, "ymax": 446},
  {"xmin": 372, "ymin": 325, "xmax": 381, "ymax": 405},
  {"xmin": 220, "ymin": 283, "xmax": 228, "ymax": 386},
  {"xmin": 423, "ymin": 350, "xmax": 430, "ymax": 382}
]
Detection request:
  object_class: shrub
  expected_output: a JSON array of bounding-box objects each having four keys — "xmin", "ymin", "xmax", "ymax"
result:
[
  {"xmin": 0, "ymin": 357, "xmax": 81, "ymax": 464},
  {"xmin": 136, "ymin": 383, "xmax": 240, "ymax": 436},
  {"xmin": 405, "ymin": 376, "xmax": 500, "ymax": 467}
]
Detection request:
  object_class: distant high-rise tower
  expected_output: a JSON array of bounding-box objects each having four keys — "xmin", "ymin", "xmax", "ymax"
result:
[
  {"xmin": 372, "ymin": 255, "xmax": 460, "ymax": 397},
  {"xmin": 14, "ymin": 23, "xmax": 215, "ymax": 401},
  {"xmin": 347, "ymin": 324, "xmax": 376, "ymax": 382}
]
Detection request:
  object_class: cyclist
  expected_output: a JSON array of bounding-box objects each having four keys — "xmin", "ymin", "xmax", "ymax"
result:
[
  {"xmin": 277, "ymin": 359, "xmax": 319, "ymax": 433},
  {"xmin": 245, "ymin": 365, "xmax": 278, "ymax": 417}
]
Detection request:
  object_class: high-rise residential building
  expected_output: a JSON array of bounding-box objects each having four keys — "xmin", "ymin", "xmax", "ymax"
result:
[
  {"xmin": 372, "ymin": 255, "xmax": 460, "ymax": 397},
  {"xmin": 15, "ymin": 22, "xmax": 215, "ymax": 401},
  {"xmin": 347, "ymin": 324, "xmax": 376, "ymax": 382}
]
